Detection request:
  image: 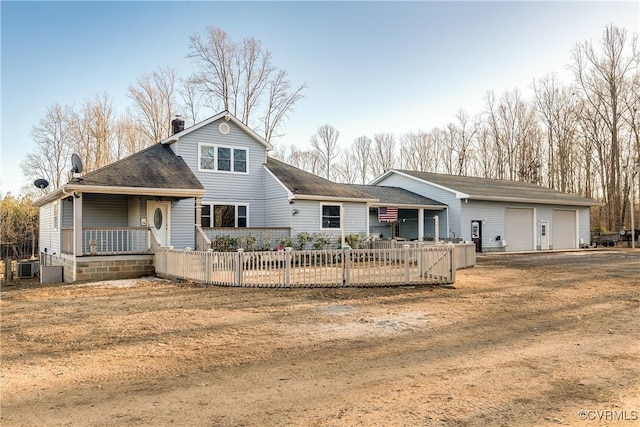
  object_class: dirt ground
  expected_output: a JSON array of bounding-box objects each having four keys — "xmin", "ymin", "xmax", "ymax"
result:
[{"xmin": 1, "ymin": 250, "xmax": 639, "ymax": 426}]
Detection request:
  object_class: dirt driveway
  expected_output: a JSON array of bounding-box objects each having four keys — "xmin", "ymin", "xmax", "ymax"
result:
[{"xmin": 2, "ymin": 250, "xmax": 639, "ymax": 426}]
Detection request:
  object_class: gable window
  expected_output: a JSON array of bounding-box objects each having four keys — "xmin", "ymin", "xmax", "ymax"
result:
[
  {"xmin": 321, "ymin": 204, "xmax": 341, "ymax": 229},
  {"xmin": 199, "ymin": 203, "xmax": 248, "ymax": 228},
  {"xmin": 199, "ymin": 143, "xmax": 248, "ymax": 174}
]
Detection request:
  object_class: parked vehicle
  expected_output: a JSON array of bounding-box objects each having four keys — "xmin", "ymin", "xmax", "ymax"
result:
[
  {"xmin": 619, "ymin": 229, "xmax": 640, "ymax": 244},
  {"xmin": 591, "ymin": 232, "xmax": 619, "ymax": 247}
]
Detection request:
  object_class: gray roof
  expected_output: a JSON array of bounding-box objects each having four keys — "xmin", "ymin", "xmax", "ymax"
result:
[
  {"xmin": 75, "ymin": 143, "xmax": 204, "ymax": 190},
  {"xmin": 266, "ymin": 157, "xmax": 375, "ymax": 201},
  {"xmin": 345, "ymin": 184, "xmax": 445, "ymax": 208},
  {"xmin": 393, "ymin": 170, "xmax": 601, "ymax": 206}
]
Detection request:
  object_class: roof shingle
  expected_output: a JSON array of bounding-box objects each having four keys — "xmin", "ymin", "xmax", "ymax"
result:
[
  {"xmin": 75, "ymin": 143, "xmax": 204, "ymax": 190},
  {"xmin": 345, "ymin": 184, "xmax": 445, "ymax": 207},
  {"xmin": 266, "ymin": 157, "xmax": 374, "ymax": 200},
  {"xmin": 394, "ymin": 170, "xmax": 601, "ymax": 206}
]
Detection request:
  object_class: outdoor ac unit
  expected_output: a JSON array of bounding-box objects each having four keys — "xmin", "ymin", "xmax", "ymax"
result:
[{"xmin": 17, "ymin": 261, "xmax": 38, "ymax": 279}]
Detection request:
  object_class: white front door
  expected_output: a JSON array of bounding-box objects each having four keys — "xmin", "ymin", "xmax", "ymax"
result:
[
  {"xmin": 147, "ymin": 201, "xmax": 171, "ymax": 247},
  {"xmin": 540, "ymin": 221, "xmax": 549, "ymax": 250}
]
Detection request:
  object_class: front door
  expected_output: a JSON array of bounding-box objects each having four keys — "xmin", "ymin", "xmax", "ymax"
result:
[
  {"xmin": 540, "ymin": 221, "xmax": 549, "ymax": 250},
  {"xmin": 147, "ymin": 201, "xmax": 170, "ymax": 247},
  {"xmin": 471, "ymin": 220, "xmax": 482, "ymax": 253}
]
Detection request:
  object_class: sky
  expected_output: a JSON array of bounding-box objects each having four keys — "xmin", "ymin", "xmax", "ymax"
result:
[{"xmin": 1, "ymin": 1, "xmax": 639, "ymax": 196}]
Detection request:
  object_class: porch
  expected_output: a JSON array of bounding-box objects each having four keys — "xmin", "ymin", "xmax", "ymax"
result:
[{"xmin": 61, "ymin": 227, "xmax": 158, "ymax": 255}]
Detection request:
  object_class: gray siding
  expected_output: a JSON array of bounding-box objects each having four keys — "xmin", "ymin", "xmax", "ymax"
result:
[
  {"xmin": 263, "ymin": 167, "xmax": 292, "ymax": 228},
  {"xmin": 39, "ymin": 201, "xmax": 60, "ymax": 255},
  {"xmin": 128, "ymin": 196, "xmax": 145, "ymax": 227},
  {"xmin": 82, "ymin": 194, "xmax": 128, "ymax": 227},
  {"xmin": 376, "ymin": 174, "xmax": 461, "ymax": 238},
  {"xmin": 291, "ymin": 200, "xmax": 368, "ymax": 240},
  {"xmin": 460, "ymin": 200, "xmax": 509, "ymax": 250},
  {"xmin": 171, "ymin": 118, "xmax": 267, "ymax": 227},
  {"xmin": 461, "ymin": 200, "xmax": 590, "ymax": 251},
  {"xmin": 171, "ymin": 198, "xmax": 195, "ymax": 249}
]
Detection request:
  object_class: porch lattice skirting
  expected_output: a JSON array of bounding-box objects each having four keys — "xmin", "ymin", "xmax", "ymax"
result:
[{"xmin": 154, "ymin": 245, "xmax": 458, "ymax": 287}]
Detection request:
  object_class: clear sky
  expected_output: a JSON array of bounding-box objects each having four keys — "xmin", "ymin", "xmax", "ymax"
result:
[{"xmin": 2, "ymin": 1, "xmax": 639, "ymax": 195}]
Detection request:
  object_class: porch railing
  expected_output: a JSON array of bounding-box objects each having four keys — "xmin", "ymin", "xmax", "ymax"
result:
[
  {"xmin": 155, "ymin": 244, "xmax": 456, "ymax": 287},
  {"xmin": 61, "ymin": 227, "xmax": 153, "ymax": 255}
]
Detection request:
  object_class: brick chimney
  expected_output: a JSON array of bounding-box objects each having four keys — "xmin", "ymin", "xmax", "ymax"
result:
[{"xmin": 171, "ymin": 115, "xmax": 185, "ymax": 135}]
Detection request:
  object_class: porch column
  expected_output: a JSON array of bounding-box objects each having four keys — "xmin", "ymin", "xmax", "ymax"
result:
[
  {"xmin": 195, "ymin": 197, "xmax": 202, "ymax": 227},
  {"xmin": 418, "ymin": 208, "xmax": 424, "ymax": 241},
  {"xmin": 365, "ymin": 204, "xmax": 370, "ymax": 240},
  {"xmin": 74, "ymin": 193, "xmax": 83, "ymax": 256}
]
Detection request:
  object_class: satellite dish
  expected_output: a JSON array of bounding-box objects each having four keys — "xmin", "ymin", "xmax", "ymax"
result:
[
  {"xmin": 34, "ymin": 178, "xmax": 49, "ymax": 189},
  {"xmin": 71, "ymin": 153, "xmax": 83, "ymax": 174}
]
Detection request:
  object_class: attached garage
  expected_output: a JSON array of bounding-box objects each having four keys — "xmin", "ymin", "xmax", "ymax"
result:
[
  {"xmin": 505, "ymin": 208, "xmax": 535, "ymax": 251},
  {"xmin": 552, "ymin": 209, "xmax": 577, "ymax": 249},
  {"xmin": 370, "ymin": 170, "xmax": 603, "ymax": 253}
]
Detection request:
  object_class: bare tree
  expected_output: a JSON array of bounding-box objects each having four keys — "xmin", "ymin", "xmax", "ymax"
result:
[
  {"xmin": 188, "ymin": 26, "xmax": 306, "ymax": 142},
  {"xmin": 310, "ymin": 124, "xmax": 340, "ymax": 179},
  {"xmin": 400, "ymin": 131, "xmax": 435, "ymax": 172},
  {"xmin": 180, "ymin": 77, "xmax": 204, "ymax": 127},
  {"xmin": 127, "ymin": 66, "xmax": 178, "ymax": 144},
  {"xmin": 20, "ymin": 104, "xmax": 73, "ymax": 189},
  {"xmin": 350, "ymin": 136, "xmax": 372, "ymax": 184},
  {"xmin": 263, "ymin": 70, "xmax": 307, "ymax": 142},
  {"xmin": 286, "ymin": 147, "xmax": 323, "ymax": 176},
  {"xmin": 333, "ymin": 151, "xmax": 359, "ymax": 184},
  {"xmin": 570, "ymin": 24, "xmax": 639, "ymax": 230},
  {"xmin": 371, "ymin": 133, "xmax": 396, "ymax": 176}
]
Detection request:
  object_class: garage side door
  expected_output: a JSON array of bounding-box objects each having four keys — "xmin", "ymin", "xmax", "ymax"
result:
[
  {"xmin": 553, "ymin": 210, "xmax": 576, "ymax": 249},
  {"xmin": 505, "ymin": 208, "xmax": 534, "ymax": 251}
]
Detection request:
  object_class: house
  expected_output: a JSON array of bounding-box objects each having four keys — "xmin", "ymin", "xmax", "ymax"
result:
[
  {"xmin": 369, "ymin": 170, "xmax": 603, "ymax": 252},
  {"xmin": 33, "ymin": 111, "xmax": 604, "ymax": 283},
  {"xmin": 33, "ymin": 111, "xmax": 375, "ymax": 282}
]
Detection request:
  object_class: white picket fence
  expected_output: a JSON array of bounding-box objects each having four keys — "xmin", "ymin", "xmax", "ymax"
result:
[{"xmin": 154, "ymin": 245, "xmax": 455, "ymax": 287}]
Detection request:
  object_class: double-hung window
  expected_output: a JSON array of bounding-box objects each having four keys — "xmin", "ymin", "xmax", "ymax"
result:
[
  {"xmin": 321, "ymin": 204, "xmax": 341, "ymax": 229},
  {"xmin": 199, "ymin": 143, "xmax": 248, "ymax": 174}
]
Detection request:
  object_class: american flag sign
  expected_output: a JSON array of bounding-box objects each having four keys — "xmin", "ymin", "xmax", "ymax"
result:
[{"xmin": 378, "ymin": 206, "xmax": 398, "ymax": 222}]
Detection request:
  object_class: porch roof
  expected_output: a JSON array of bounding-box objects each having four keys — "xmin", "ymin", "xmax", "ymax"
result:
[
  {"xmin": 346, "ymin": 184, "xmax": 446, "ymax": 209},
  {"xmin": 34, "ymin": 143, "xmax": 205, "ymax": 207}
]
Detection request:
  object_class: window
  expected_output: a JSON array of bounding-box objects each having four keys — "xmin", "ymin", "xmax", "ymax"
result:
[
  {"xmin": 321, "ymin": 204, "xmax": 341, "ymax": 229},
  {"xmin": 237, "ymin": 205, "xmax": 247, "ymax": 227},
  {"xmin": 234, "ymin": 149, "xmax": 247, "ymax": 172},
  {"xmin": 217, "ymin": 147, "xmax": 231, "ymax": 171},
  {"xmin": 199, "ymin": 143, "xmax": 248, "ymax": 174},
  {"xmin": 200, "ymin": 145, "xmax": 215, "ymax": 170},
  {"xmin": 199, "ymin": 203, "xmax": 247, "ymax": 228},
  {"xmin": 201, "ymin": 205, "xmax": 211, "ymax": 227},
  {"xmin": 53, "ymin": 202, "xmax": 59, "ymax": 230},
  {"xmin": 214, "ymin": 205, "xmax": 235, "ymax": 227}
]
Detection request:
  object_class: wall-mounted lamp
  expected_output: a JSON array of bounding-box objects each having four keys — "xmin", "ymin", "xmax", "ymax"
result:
[{"xmin": 292, "ymin": 209, "xmax": 299, "ymax": 216}]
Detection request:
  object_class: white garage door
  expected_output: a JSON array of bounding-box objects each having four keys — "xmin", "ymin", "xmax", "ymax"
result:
[
  {"xmin": 553, "ymin": 210, "xmax": 576, "ymax": 249},
  {"xmin": 505, "ymin": 208, "xmax": 534, "ymax": 251}
]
